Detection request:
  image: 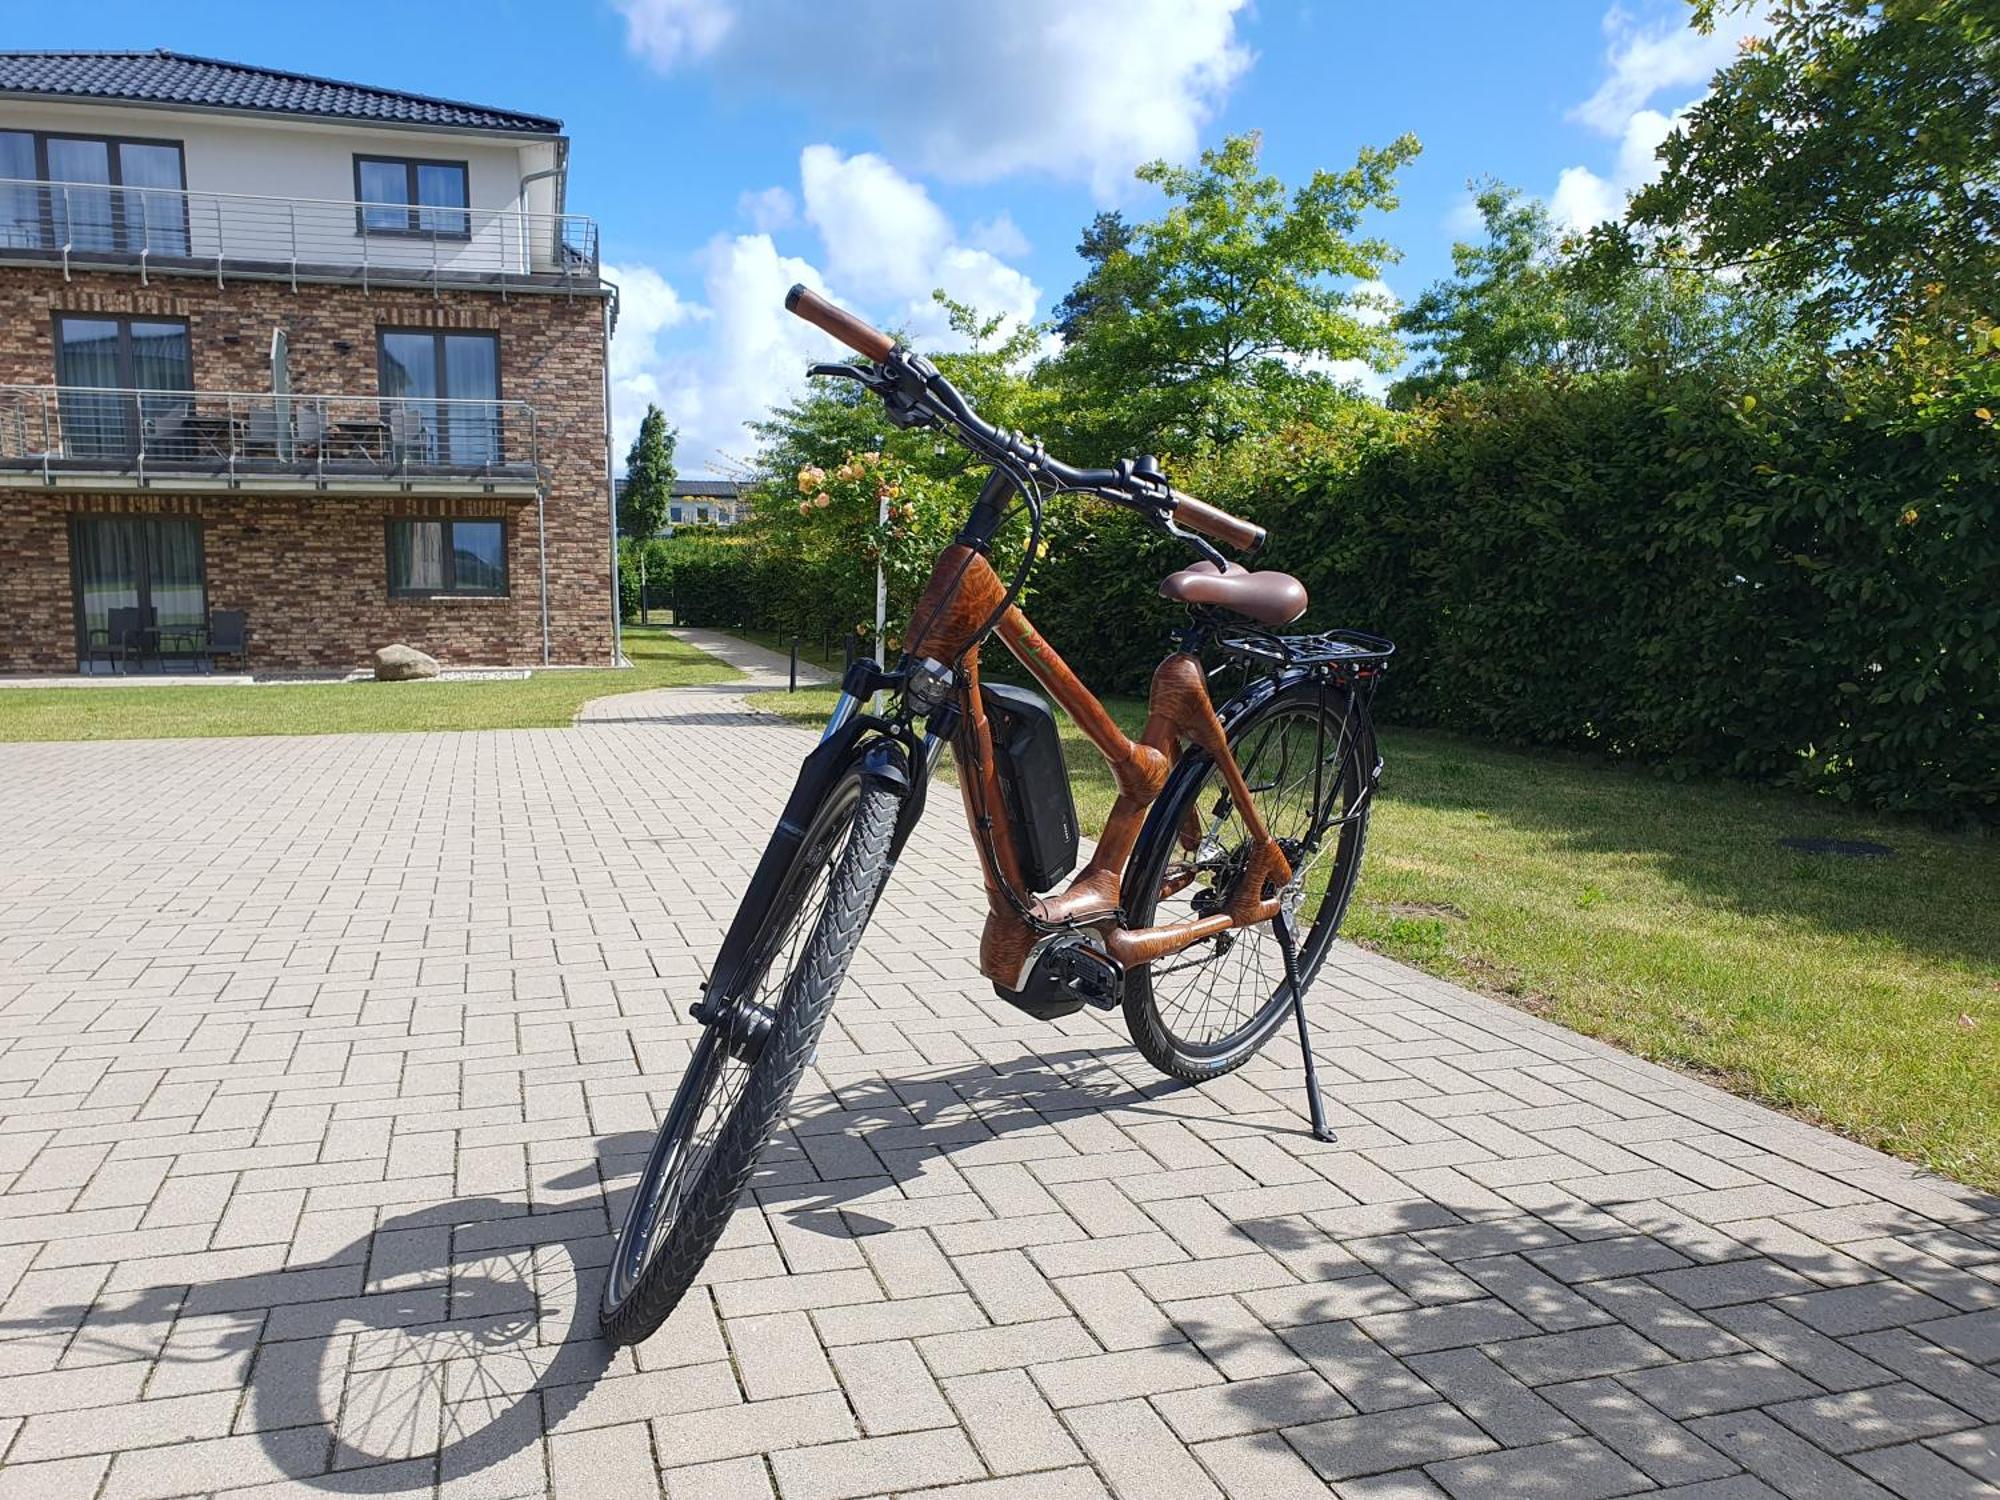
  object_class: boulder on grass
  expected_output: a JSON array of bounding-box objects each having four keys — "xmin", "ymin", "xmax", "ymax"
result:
[{"xmin": 373, "ymin": 644, "xmax": 440, "ymax": 681}]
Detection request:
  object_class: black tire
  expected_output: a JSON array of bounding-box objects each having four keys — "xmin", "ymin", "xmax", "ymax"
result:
[
  {"xmin": 600, "ymin": 767, "xmax": 899, "ymax": 1345},
  {"xmin": 1122, "ymin": 681, "xmax": 1374, "ymax": 1083}
]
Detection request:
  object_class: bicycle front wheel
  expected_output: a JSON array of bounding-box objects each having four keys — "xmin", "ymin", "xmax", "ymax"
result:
[{"xmin": 600, "ymin": 766, "xmax": 899, "ymax": 1345}]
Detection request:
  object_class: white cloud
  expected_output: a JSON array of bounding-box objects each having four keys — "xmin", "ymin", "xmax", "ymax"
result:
[
  {"xmin": 1572, "ymin": 3, "xmax": 1762, "ymax": 136},
  {"xmin": 1349, "ymin": 278, "xmax": 1399, "ymax": 329},
  {"xmin": 612, "ymin": 0, "xmax": 1253, "ymax": 200},
  {"xmin": 737, "ymin": 186, "xmax": 796, "ymax": 232},
  {"xmin": 603, "ymin": 262, "xmax": 703, "ymax": 459},
  {"xmin": 967, "ymin": 213, "xmax": 1031, "ymax": 260},
  {"xmin": 608, "ymin": 148, "xmax": 1041, "ymax": 474},
  {"xmin": 1551, "ymin": 105, "xmax": 1676, "ymax": 230},
  {"xmin": 1549, "ymin": 4, "xmax": 1765, "ymax": 231},
  {"xmin": 800, "ymin": 146, "xmax": 953, "ymax": 299},
  {"xmin": 614, "ymin": 0, "xmax": 733, "ymax": 70}
]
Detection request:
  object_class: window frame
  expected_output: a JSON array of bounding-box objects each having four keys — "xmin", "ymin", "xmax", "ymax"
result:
[
  {"xmin": 3, "ymin": 129, "xmax": 189, "ymax": 253},
  {"xmin": 376, "ymin": 328, "xmax": 503, "ymax": 466},
  {"xmin": 375, "ymin": 328, "xmax": 501, "ymax": 403},
  {"xmin": 352, "ymin": 155, "xmax": 471, "ymax": 241},
  {"xmin": 52, "ymin": 312, "xmax": 195, "ymax": 390},
  {"xmin": 385, "ymin": 516, "xmax": 510, "ymax": 599}
]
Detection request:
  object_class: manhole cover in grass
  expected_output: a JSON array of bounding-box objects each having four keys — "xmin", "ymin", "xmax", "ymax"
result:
[{"xmin": 1778, "ymin": 836, "xmax": 1895, "ymax": 859}]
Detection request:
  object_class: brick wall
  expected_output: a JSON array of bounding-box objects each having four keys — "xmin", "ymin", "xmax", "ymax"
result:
[{"xmin": 0, "ymin": 268, "xmax": 615, "ymax": 671}]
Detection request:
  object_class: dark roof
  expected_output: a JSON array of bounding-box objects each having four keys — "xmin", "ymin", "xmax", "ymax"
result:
[
  {"xmin": 615, "ymin": 478, "xmax": 744, "ymax": 499},
  {"xmin": 0, "ymin": 50, "xmax": 561, "ymax": 135}
]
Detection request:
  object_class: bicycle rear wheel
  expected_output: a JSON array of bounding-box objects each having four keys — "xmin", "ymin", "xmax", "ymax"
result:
[
  {"xmin": 600, "ymin": 766, "xmax": 899, "ymax": 1345},
  {"xmin": 1122, "ymin": 681, "xmax": 1373, "ymax": 1083}
]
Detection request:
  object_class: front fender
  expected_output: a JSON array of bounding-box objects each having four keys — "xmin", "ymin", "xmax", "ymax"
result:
[{"xmin": 703, "ymin": 717, "xmax": 930, "ymax": 1007}]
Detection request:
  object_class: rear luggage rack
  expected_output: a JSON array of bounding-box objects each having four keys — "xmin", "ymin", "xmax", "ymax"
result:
[{"xmin": 1216, "ymin": 627, "xmax": 1395, "ymax": 676}]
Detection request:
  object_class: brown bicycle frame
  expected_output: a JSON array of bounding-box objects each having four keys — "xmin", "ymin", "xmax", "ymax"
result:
[{"xmin": 906, "ymin": 543, "xmax": 1293, "ymax": 990}]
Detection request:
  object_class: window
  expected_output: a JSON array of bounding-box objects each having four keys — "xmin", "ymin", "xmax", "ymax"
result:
[
  {"xmin": 355, "ymin": 156, "xmax": 469, "ymax": 239},
  {"xmin": 53, "ymin": 314, "xmax": 193, "ymax": 458},
  {"xmin": 0, "ymin": 130, "xmax": 186, "ymax": 253},
  {"xmin": 387, "ymin": 519, "xmax": 507, "ymax": 597},
  {"xmin": 378, "ymin": 330, "xmax": 500, "ymax": 465}
]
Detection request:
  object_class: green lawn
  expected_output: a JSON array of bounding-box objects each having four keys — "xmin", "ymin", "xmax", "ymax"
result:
[
  {"xmin": 0, "ymin": 626, "xmax": 739, "ymax": 741},
  {"xmin": 751, "ymin": 678, "xmax": 2000, "ymax": 1191}
]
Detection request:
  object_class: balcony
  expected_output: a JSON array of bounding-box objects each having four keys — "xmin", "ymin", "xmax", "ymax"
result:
[
  {"xmin": 0, "ymin": 179, "xmax": 600, "ymax": 293},
  {"xmin": 0, "ymin": 384, "xmax": 542, "ymax": 495}
]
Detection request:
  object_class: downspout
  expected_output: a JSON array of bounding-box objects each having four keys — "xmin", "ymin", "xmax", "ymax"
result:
[
  {"xmin": 603, "ymin": 287, "xmax": 623, "ymax": 665},
  {"xmin": 537, "ymin": 479, "xmax": 551, "ymax": 666}
]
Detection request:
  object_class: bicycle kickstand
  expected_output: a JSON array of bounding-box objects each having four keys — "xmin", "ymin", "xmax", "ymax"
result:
[{"xmin": 1272, "ymin": 910, "xmax": 1336, "ymax": 1143}]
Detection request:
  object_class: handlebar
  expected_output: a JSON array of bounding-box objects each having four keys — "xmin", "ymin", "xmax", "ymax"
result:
[
  {"xmin": 785, "ymin": 285, "xmax": 895, "ymax": 363},
  {"xmin": 784, "ymin": 283, "xmax": 1264, "ymax": 555},
  {"xmin": 1169, "ymin": 491, "xmax": 1265, "ymax": 552}
]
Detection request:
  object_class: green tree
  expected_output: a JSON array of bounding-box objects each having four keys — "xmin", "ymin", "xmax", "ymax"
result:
[
  {"xmin": 1394, "ymin": 182, "xmax": 1805, "ymax": 404},
  {"xmin": 1393, "ymin": 184, "xmax": 1575, "ymax": 403},
  {"xmin": 618, "ymin": 404, "xmax": 677, "ymax": 622},
  {"xmin": 1046, "ymin": 130, "xmax": 1420, "ymax": 455},
  {"xmin": 1051, "ymin": 212, "xmax": 1136, "ymax": 345},
  {"xmin": 1625, "ymin": 0, "xmax": 1999, "ymax": 342}
]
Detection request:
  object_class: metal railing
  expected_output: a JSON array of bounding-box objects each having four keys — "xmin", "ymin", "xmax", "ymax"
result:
[
  {"xmin": 0, "ymin": 384, "xmax": 540, "ymax": 484},
  {"xmin": 0, "ymin": 178, "xmax": 599, "ymax": 291}
]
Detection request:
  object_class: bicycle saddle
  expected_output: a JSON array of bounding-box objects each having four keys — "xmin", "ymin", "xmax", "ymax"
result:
[{"xmin": 1160, "ymin": 560, "xmax": 1308, "ymax": 628}]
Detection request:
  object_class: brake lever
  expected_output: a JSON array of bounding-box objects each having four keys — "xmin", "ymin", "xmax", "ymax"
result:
[{"xmin": 807, "ymin": 361, "xmax": 878, "ymax": 384}]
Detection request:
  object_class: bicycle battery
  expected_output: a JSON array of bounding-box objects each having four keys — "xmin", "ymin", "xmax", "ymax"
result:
[{"xmin": 980, "ymin": 682, "xmax": 1079, "ymax": 894}]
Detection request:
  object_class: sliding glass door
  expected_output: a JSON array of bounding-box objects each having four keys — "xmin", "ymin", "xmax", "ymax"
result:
[
  {"xmin": 55, "ymin": 315, "xmax": 193, "ymax": 459},
  {"xmin": 379, "ymin": 330, "xmax": 499, "ymax": 465},
  {"xmin": 72, "ymin": 516, "xmax": 206, "ymax": 663}
]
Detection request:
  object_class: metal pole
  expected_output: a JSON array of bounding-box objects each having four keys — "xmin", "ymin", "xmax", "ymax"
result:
[
  {"xmin": 538, "ymin": 483, "xmax": 551, "ymax": 666},
  {"xmin": 789, "ymin": 636, "xmax": 798, "ymax": 693},
  {"xmin": 602, "ymin": 298, "xmax": 622, "ymax": 665},
  {"xmin": 874, "ymin": 452, "xmax": 888, "ymax": 672}
]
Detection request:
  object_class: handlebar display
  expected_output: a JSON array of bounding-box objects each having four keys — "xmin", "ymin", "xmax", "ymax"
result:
[{"xmin": 784, "ymin": 283, "xmax": 1265, "ymax": 556}]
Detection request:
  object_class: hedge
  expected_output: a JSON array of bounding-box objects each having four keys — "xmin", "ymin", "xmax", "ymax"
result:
[
  {"xmin": 1029, "ymin": 365, "xmax": 1999, "ymax": 821},
  {"xmin": 642, "ymin": 362, "xmax": 1995, "ymax": 820}
]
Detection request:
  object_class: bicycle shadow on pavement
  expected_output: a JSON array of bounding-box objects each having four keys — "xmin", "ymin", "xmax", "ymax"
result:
[{"xmin": 0, "ymin": 1135, "xmax": 661, "ymax": 1496}]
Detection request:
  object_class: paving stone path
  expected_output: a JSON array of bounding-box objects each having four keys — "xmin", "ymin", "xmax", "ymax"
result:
[{"xmin": 0, "ymin": 667, "xmax": 1994, "ymax": 1499}]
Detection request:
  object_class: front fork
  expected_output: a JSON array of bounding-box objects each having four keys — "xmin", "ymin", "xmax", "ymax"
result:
[{"xmin": 691, "ymin": 668, "xmax": 949, "ymax": 1050}]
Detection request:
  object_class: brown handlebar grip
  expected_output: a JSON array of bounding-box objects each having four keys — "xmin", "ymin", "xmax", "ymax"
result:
[
  {"xmin": 786, "ymin": 283, "xmax": 895, "ymax": 363},
  {"xmin": 1171, "ymin": 490, "xmax": 1266, "ymax": 553}
]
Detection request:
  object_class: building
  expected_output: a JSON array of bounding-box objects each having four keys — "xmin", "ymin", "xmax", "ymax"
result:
[
  {"xmin": 668, "ymin": 478, "xmax": 745, "ymax": 529},
  {"xmin": 615, "ymin": 475, "xmax": 748, "ymax": 532},
  {"xmin": 0, "ymin": 51, "xmax": 616, "ymax": 672}
]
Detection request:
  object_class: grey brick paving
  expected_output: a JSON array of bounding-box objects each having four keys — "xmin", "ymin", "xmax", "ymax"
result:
[{"xmin": 0, "ymin": 665, "xmax": 1995, "ymax": 1498}]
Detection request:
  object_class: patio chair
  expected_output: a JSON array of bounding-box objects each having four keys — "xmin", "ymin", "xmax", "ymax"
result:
[
  {"xmin": 85, "ymin": 605, "xmax": 157, "ymax": 673},
  {"xmin": 140, "ymin": 402, "xmax": 193, "ymax": 462},
  {"xmin": 244, "ymin": 404, "xmax": 284, "ymax": 460},
  {"xmin": 198, "ymin": 610, "xmax": 248, "ymax": 672},
  {"xmin": 294, "ymin": 403, "xmax": 326, "ymax": 457},
  {"xmin": 387, "ymin": 405, "xmax": 435, "ymax": 466}
]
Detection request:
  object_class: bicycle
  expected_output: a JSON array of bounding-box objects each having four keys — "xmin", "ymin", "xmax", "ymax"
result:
[{"xmin": 601, "ymin": 285, "xmax": 1393, "ymax": 1344}]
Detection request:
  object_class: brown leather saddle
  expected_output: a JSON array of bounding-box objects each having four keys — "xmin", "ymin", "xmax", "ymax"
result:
[{"xmin": 1159, "ymin": 560, "xmax": 1308, "ymax": 628}]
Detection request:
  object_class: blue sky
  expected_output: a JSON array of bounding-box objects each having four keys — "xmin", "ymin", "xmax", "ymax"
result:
[{"xmin": 14, "ymin": 0, "xmax": 1756, "ymax": 471}]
